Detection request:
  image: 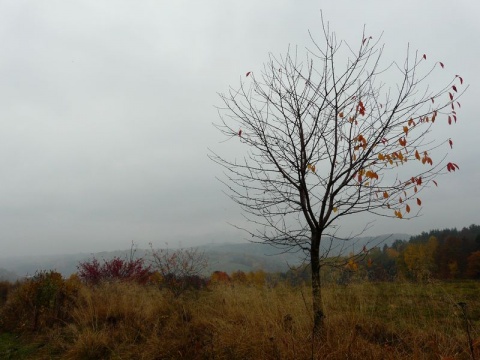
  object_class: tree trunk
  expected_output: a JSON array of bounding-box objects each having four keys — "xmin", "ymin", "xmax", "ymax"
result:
[{"xmin": 311, "ymin": 235, "xmax": 324, "ymax": 334}]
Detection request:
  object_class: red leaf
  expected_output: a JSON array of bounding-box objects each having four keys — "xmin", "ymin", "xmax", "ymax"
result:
[
  {"xmin": 452, "ymin": 85, "xmax": 457, "ymax": 92},
  {"xmin": 448, "ymin": 139, "xmax": 453, "ymax": 149},
  {"xmin": 448, "ymin": 116, "xmax": 452, "ymax": 125},
  {"xmin": 456, "ymin": 75, "xmax": 464, "ymax": 84},
  {"xmin": 439, "ymin": 62, "xmax": 444, "ymax": 68},
  {"xmin": 446, "ymin": 162, "xmax": 459, "ymax": 172},
  {"xmin": 238, "ymin": 129, "xmax": 242, "ymax": 137},
  {"xmin": 423, "ymin": 54, "xmax": 427, "ymax": 60},
  {"xmin": 432, "ymin": 180, "xmax": 438, "ymax": 187},
  {"xmin": 449, "ymin": 92, "xmax": 454, "ymax": 100},
  {"xmin": 457, "ymin": 101, "xmax": 461, "ymax": 108},
  {"xmin": 431, "ymin": 97, "xmax": 434, "ymax": 104},
  {"xmin": 246, "ymin": 71, "xmax": 251, "ymax": 77},
  {"xmin": 417, "ymin": 198, "xmax": 422, "ymax": 206}
]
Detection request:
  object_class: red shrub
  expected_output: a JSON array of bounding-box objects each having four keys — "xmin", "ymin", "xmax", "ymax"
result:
[{"xmin": 77, "ymin": 256, "xmax": 152, "ymax": 285}]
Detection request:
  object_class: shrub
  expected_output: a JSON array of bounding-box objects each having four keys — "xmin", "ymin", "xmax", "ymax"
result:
[
  {"xmin": 150, "ymin": 246, "xmax": 209, "ymax": 297},
  {"xmin": 0, "ymin": 270, "xmax": 80, "ymax": 332},
  {"xmin": 77, "ymin": 255, "xmax": 152, "ymax": 285}
]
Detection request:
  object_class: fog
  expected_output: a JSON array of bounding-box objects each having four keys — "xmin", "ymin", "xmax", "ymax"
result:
[{"xmin": 0, "ymin": 1, "xmax": 478, "ymax": 257}]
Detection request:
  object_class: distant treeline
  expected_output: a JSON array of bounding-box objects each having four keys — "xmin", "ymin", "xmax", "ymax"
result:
[{"xmin": 279, "ymin": 224, "xmax": 480, "ymax": 284}]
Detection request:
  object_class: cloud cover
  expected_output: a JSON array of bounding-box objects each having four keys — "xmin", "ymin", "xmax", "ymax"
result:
[{"xmin": 0, "ymin": 0, "xmax": 478, "ymax": 256}]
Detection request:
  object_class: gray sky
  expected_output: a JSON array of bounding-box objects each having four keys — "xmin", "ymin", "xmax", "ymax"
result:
[{"xmin": 0, "ymin": 0, "xmax": 478, "ymax": 257}]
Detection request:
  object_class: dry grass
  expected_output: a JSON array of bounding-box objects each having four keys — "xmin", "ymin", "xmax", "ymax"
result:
[{"xmin": 2, "ymin": 280, "xmax": 480, "ymax": 359}]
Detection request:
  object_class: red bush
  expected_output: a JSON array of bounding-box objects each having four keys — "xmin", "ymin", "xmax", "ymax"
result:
[{"xmin": 77, "ymin": 256, "xmax": 152, "ymax": 285}]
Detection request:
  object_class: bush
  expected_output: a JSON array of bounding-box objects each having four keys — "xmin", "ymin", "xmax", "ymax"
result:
[
  {"xmin": 150, "ymin": 246, "xmax": 209, "ymax": 297},
  {"xmin": 0, "ymin": 271, "xmax": 80, "ymax": 332},
  {"xmin": 77, "ymin": 255, "xmax": 152, "ymax": 285}
]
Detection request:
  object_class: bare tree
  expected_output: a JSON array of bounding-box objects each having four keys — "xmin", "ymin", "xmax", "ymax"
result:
[{"xmin": 210, "ymin": 21, "xmax": 466, "ymax": 333}]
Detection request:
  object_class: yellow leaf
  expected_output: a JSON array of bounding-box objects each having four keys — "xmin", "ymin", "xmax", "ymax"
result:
[
  {"xmin": 333, "ymin": 207, "xmax": 338, "ymax": 213},
  {"xmin": 378, "ymin": 153, "xmax": 385, "ymax": 161},
  {"xmin": 403, "ymin": 126, "xmax": 409, "ymax": 135}
]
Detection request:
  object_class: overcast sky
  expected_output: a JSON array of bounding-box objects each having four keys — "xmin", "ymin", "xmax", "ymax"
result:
[{"xmin": 0, "ymin": 0, "xmax": 478, "ymax": 257}]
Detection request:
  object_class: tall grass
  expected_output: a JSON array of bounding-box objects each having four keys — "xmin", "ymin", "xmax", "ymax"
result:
[{"xmin": 1, "ymin": 279, "xmax": 479, "ymax": 359}]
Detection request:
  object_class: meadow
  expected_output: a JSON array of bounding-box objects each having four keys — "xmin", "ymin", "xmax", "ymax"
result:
[{"xmin": 0, "ymin": 275, "xmax": 479, "ymax": 359}]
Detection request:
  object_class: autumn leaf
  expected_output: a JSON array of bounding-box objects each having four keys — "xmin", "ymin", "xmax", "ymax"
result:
[
  {"xmin": 447, "ymin": 162, "xmax": 460, "ymax": 172},
  {"xmin": 357, "ymin": 101, "xmax": 366, "ymax": 116},
  {"xmin": 383, "ymin": 191, "xmax": 389, "ymax": 199},
  {"xmin": 452, "ymin": 85, "xmax": 457, "ymax": 92},
  {"xmin": 432, "ymin": 180, "xmax": 438, "ymax": 187},
  {"xmin": 417, "ymin": 198, "xmax": 422, "ymax": 206},
  {"xmin": 415, "ymin": 150, "xmax": 420, "ymax": 161},
  {"xmin": 423, "ymin": 54, "xmax": 427, "ymax": 60},
  {"xmin": 338, "ymin": 112, "xmax": 344, "ymax": 118},
  {"xmin": 406, "ymin": 204, "xmax": 411, "ymax": 213},
  {"xmin": 238, "ymin": 129, "xmax": 242, "ymax": 137},
  {"xmin": 439, "ymin": 62, "xmax": 445, "ymax": 68},
  {"xmin": 456, "ymin": 75, "xmax": 464, "ymax": 84},
  {"xmin": 448, "ymin": 139, "xmax": 453, "ymax": 149},
  {"xmin": 449, "ymin": 92, "xmax": 454, "ymax": 100},
  {"xmin": 333, "ymin": 207, "xmax": 338, "ymax": 213}
]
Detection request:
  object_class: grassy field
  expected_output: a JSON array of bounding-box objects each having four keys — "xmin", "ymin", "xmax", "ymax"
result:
[{"xmin": 1, "ymin": 279, "xmax": 479, "ymax": 359}]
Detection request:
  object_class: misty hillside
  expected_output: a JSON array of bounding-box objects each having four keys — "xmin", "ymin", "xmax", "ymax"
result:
[{"xmin": 0, "ymin": 233, "xmax": 409, "ymax": 278}]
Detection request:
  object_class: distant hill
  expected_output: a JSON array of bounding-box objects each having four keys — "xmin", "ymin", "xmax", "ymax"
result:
[
  {"xmin": 0, "ymin": 267, "xmax": 19, "ymax": 282},
  {"xmin": 0, "ymin": 233, "xmax": 409, "ymax": 278}
]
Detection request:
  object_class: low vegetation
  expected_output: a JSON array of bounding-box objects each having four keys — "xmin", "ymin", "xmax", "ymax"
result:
[
  {"xmin": 1, "ymin": 227, "xmax": 480, "ymax": 359},
  {"xmin": 0, "ymin": 271, "xmax": 479, "ymax": 359}
]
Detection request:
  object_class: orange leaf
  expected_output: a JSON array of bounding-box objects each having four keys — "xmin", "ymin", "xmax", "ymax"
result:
[
  {"xmin": 415, "ymin": 150, "xmax": 420, "ymax": 160},
  {"xmin": 383, "ymin": 191, "xmax": 389, "ymax": 199},
  {"xmin": 417, "ymin": 198, "xmax": 422, "ymax": 206},
  {"xmin": 406, "ymin": 204, "xmax": 411, "ymax": 213},
  {"xmin": 339, "ymin": 112, "xmax": 344, "ymax": 118}
]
